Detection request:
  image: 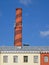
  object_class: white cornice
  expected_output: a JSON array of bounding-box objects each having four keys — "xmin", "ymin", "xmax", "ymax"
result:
[{"xmin": 0, "ymin": 51, "xmax": 49, "ymax": 54}]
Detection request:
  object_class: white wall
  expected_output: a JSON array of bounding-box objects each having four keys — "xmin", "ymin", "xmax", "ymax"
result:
[{"xmin": 0, "ymin": 53, "xmax": 40, "ymax": 65}]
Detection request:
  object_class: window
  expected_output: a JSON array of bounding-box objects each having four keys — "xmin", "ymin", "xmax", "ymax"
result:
[
  {"xmin": 44, "ymin": 56, "xmax": 48, "ymax": 62},
  {"xmin": 24, "ymin": 56, "xmax": 28, "ymax": 62},
  {"xmin": 3, "ymin": 56, "xmax": 8, "ymax": 63},
  {"xmin": 13, "ymin": 56, "xmax": 18, "ymax": 63},
  {"xmin": 34, "ymin": 56, "xmax": 38, "ymax": 63}
]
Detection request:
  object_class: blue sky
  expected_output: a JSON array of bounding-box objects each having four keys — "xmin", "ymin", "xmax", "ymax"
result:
[{"xmin": 0, "ymin": 0, "xmax": 49, "ymax": 46}]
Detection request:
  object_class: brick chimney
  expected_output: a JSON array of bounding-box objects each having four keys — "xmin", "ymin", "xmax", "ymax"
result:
[{"xmin": 14, "ymin": 8, "xmax": 22, "ymax": 46}]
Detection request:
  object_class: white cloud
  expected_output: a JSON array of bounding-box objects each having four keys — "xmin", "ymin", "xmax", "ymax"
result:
[
  {"xmin": 19, "ymin": 0, "xmax": 32, "ymax": 5},
  {"xmin": 40, "ymin": 31, "xmax": 49, "ymax": 37}
]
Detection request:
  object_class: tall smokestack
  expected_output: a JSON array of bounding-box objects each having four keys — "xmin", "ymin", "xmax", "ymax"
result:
[{"xmin": 14, "ymin": 8, "xmax": 22, "ymax": 46}]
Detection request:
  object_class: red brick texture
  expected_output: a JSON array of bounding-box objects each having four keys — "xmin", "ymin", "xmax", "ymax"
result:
[
  {"xmin": 40, "ymin": 53, "xmax": 49, "ymax": 65},
  {"xmin": 14, "ymin": 8, "xmax": 22, "ymax": 46}
]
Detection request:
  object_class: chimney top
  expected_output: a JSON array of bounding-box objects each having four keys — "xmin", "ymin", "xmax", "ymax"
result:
[{"xmin": 16, "ymin": 8, "xmax": 22, "ymax": 10}]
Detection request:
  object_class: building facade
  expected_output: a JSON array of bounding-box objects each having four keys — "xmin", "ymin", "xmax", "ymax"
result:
[
  {"xmin": 0, "ymin": 46, "xmax": 49, "ymax": 65},
  {"xmin": 40, "ymin": 53, "xmax": 49, "ymax": 65}
]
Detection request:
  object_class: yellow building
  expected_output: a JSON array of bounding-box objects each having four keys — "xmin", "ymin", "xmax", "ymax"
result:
[
  {"xmin": 0, "ymin": 46, "xmax": 49, "ymax": 65},
  {"xmin": 0, "ymin": 46, "xmax": 41, "ymax": 65}
]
